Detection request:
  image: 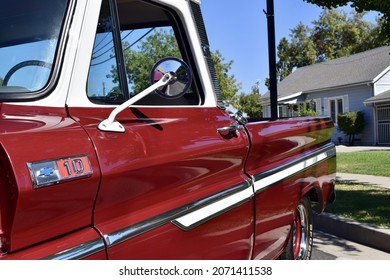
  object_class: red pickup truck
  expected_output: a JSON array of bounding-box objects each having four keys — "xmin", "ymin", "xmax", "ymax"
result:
[{"xmin": 0, "ymin": 0, "xmax": 336, "ymax": 260}]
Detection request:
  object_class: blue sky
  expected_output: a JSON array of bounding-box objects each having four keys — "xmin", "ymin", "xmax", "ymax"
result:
[{"xmin": 200, "ymin": 0, "xmax": 378, "ymax": 95}]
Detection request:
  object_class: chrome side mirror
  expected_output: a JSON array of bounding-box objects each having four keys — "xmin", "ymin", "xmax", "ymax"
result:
[
  {"xmin": 151, "ymin": 57, "xmax": 192, "ymax": 99},
  {"xmin": 98, "ymin": 57, "xmax": 192, "ymax": 133}
]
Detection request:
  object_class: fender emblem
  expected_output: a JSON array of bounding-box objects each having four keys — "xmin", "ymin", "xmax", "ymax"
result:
[
  {"xmin": 38, "ymin": 167, "xmax": 55, "ymax": 177},
  {"xmin": 27, "ymin": 155, "xmax": 93, "ymax": 189}
]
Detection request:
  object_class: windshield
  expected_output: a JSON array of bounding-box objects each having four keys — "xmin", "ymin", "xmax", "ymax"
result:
[{"xmin": 0, "ymin": 0, "xmax": 69, "ymax": 96}]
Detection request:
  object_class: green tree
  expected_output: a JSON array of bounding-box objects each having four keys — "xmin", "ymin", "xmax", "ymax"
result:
[
  {"xmin": 275, "ymin": 37, "xmax": 293, "ymax": 82},
  {"xmin": 347, "ymin": 12, "xmax": 382, "ymax": 53},
  {"xmin": 265, "ymin": 37, "xmax": 290, "ymax": 89},
  {"xmin": 266, "ymin": 25, "xmax": 316, "ymax": 88},
  {"xmin": 312, "ymin": 9, "xmax": 350, "ymax": 61},
  {"xmin": 211, "ymin": 50, "xmax": 241, "ymax": 106},
  {"xmin": 289, "ymin": 23, "xmax": 317, "ymax": 66},
  {"xmin": 236, "ymin": 82, "xmax": 262, "ymax": 118},
  {"xmin": 304, "ymin": 0, "xmax": 390, "ymax": 41},
  {"xmin": 119, "ymin": 28, "xmax": 181, "ymax": 95},
  {"xmin": 312, "ymin": 9, "xmax": 382, "ymax": 61}
]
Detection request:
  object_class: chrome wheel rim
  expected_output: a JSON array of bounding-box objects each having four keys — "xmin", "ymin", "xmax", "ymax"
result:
[{"xmin": 293, "ymin": 203, "xmax": 309, "ymax": 260}]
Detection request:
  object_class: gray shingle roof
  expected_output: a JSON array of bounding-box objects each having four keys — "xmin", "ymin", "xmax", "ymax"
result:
[
  {"xmin": 262, "ymin": 46, "xmax": 390, "ymax": 100},
  {"xmin": 365, "ymin": 88, "xmax": 390, "ymax": 104}
]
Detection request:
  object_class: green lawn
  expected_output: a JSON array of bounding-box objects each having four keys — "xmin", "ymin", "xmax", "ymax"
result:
[
  {"xmin": 326, "ymin": 150, "xmax": 390, "ymax": 228},
  {"xmin": 325, "ymin": 183, "xmax": 390, "ymax": 228},
  {"xmin": 336, "ymin": 151, "xmax": 390, "ymax": 177}
]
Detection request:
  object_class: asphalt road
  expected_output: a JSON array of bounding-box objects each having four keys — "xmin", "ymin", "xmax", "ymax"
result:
[{"xmin": 312, "ymin": 230, "xmax": 390, "ymax": 260}]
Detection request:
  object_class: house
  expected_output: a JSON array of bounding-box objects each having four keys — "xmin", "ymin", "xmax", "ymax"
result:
[{"xmin": 261, "ymin": 46, "xmax": 390, "ymax": 145}]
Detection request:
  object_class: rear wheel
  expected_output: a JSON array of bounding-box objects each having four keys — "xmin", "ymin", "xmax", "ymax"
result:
[{"xmin": 280, "ymin": 196, "xmax": 313, "ymax": 260}]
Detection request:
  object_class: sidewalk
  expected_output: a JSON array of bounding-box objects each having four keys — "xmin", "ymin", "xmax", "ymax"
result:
[
  {"xmin": 336, "ymin": 144, "xmax": 390, "ymax": 153},
  {"xmin": 314, "ymin": 146, "xmax": 390, "ymax": 253},
  {"xmin": 337, "ymin": 172, "xmax": 390, "ymax": 189}
]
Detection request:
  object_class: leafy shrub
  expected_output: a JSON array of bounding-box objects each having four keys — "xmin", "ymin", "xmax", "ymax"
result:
[{"xmin": 337, "ymin": 111, "xmax": 365, "ymax": 145}]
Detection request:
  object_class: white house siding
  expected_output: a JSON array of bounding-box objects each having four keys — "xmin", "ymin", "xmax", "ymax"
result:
[
  {"xmin": 307, "ymin": 84, "xmax": 375, "ymax": 145},
  {"xmin": 374, "ymin": 71, "xmax": 390, "ymax": 95},
  {"xmin": 375, "ymin": 70, "xmax": 390, "ymax": 95}
]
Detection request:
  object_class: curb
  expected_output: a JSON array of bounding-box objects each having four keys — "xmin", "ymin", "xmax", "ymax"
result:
[{"xmin": 313, "ymin": 212, "xmax": 390, "ymax": 253}]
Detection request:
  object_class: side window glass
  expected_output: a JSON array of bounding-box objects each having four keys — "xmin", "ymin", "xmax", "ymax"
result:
[
  {"xmin": 122, "ymin": 27, "xmax": 181, "ymax": 97},
  {"xmin": 0, "ymin": 0, "xmax": 68, "ymax": 94},
  {"xmin": 87, "ymin": 0, "xmax": 124, "ymax": 104},
  {"xmin": 88, "ymin": 0, "xmax": 201, "ymax": 106}
]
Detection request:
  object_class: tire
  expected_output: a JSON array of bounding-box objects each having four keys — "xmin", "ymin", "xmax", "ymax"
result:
[{"xmin": 280, "ymin": 196, "xmax": 313, "ymax": 260}]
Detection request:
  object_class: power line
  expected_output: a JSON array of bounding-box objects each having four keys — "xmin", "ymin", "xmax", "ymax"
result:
[{"xmin": 91, "ymin": 28, "xmax": 155, "ymax": 67}]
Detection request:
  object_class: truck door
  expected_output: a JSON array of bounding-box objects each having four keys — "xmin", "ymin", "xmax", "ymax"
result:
[
  {"xmin": 244, "ymin": 121, "xmax": 301, "ymax": 259},
  {"xmin": 67, "ymin": 0, "xmax": 254, "ymax": 259}
]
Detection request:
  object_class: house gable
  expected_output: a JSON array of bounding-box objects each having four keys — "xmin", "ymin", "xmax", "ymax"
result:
[
  {"xmin": 374, "ymin": 68, "xmax": 390, "ymax": 96},
  {"xmin": 261, "ymin": 46, "xmax": 390, "ymax": 103}
]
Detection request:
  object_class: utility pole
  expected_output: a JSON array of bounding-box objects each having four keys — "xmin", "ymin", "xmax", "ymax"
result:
[{"xmin": 264, "ymin": 0, "xmax": 278, "ymax": 118}]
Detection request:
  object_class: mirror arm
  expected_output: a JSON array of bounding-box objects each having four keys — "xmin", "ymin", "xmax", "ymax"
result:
[{"xmin": 98, "ymin": 73, "xmax": 173, "ymax": 132}]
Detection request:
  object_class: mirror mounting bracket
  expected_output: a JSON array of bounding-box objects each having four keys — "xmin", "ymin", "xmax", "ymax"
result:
[{"xmin": 98, "ymin": 73, "xmax": 173, "ymax": 133}]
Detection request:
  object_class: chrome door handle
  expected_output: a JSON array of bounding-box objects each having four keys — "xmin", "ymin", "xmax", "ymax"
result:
[{"xmin": 217, "ymin": 124, "xmax": 243, "ymax": 135}]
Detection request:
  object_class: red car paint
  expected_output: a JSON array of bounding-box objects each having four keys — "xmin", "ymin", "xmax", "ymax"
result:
[{"xmin": 0, "ymin": 104, "xmax": 101, "ymax": 253}]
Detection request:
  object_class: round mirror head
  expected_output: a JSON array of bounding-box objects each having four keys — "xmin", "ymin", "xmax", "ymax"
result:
[{"xmin": 151, "ymin": 57, "xmax": 192, "ymax": 99}]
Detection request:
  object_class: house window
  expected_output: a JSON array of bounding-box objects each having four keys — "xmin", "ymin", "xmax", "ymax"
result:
[
  {"xmin": 263, "ymin": 105, "xmax": 270, "ymax": 118},
  {"xmin": 311, "ymin": 100, "xmax": 317, "ymax": 112},
  {"xmin": 279, "ymin": 105, "xmax": 289, "ymax": 117},
  {"xmin": 329, "ymin": 98, "xmax": 343, "ymax": 123}
]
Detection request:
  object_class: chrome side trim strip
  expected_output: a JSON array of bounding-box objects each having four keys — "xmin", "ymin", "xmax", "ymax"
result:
[
  {"xmin": 172, "ymin": 186, "xmax": 253, "ymax": 230},
  {"xmin": 253, "ymin": 143, "xmax": 336, "ymax": 193},
  {"xmin": 104, "ymin": 181, "xmax": 252, "ymax": 247},
  {"xmin": 42, "ymin": 237, "xmax": 106, "ymax": 260},
  {"xmin": 41, "ymin": 182, "xmax": 251, "ymax": 259},
  {"xmin": 104, "ymin": 208, "xmax": 183, "ymax": 247}
]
